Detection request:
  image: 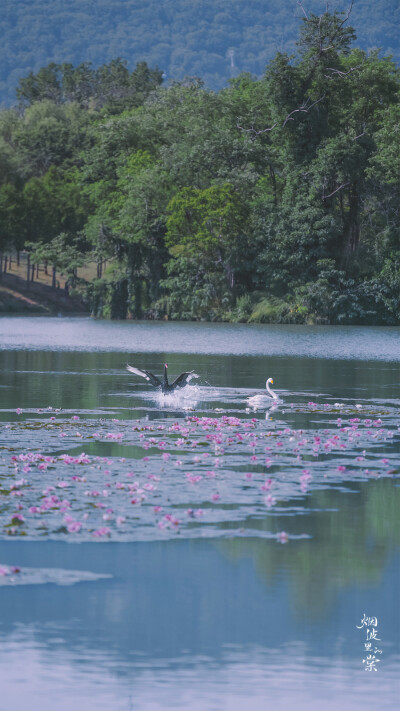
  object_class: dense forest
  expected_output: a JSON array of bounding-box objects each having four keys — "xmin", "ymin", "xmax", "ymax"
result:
[
  {"xmin": 1, "ymin": 0, "xmax": 400, "ymax": 105},
  {"xmin": 0, "ymin": 7, "xmax": 399, "ymax": 324}
]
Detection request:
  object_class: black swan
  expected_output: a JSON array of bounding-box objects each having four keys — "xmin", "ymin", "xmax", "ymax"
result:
[{"xmin": 126, "ymin": 363, "xmax": 197, "ymax": 393}]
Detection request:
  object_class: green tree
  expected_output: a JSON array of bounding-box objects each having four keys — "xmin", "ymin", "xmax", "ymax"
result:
[
  {"xmin": 28, "ymin": 232, "xmax": 88, "ymax": 289},
  {"xmin": 163, "ymin": 184, "xmax": 250, "ymax": 318},
  {"xmin": 14, "ymin": 100, "xmax": 90, "ymax": 176},
  {"xmin": 0, "ymin": 183, "xmax": 25, "ymax": 268},
  {"xmin": 16, "ymin": 63, "xmax": 63, "ymax": 106},
  {"xmin": 23, "ymin": 166, "xmax": 88, "ymax": 246}
]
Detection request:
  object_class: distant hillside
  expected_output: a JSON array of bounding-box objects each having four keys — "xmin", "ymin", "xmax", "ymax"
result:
[{"xmin": 1, "ymin": 0, "xmax": 399, "ymax": 105}]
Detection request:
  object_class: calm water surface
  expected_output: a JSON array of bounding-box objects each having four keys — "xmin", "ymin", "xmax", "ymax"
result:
[
  {"xmin": 0, "ymin": 318, "xmax": 399, "ymax": 710},
  {"xmin": 1, "ymin": 316, "xmax": 400, "ymax": 360}
]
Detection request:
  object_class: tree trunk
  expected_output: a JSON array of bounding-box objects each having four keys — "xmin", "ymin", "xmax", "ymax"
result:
[
  {"xmin": 133, "ymin": 279, "xmax": 142, "ymax": 319},
  {"xmin": 3, "ymin": 256, "xmax": 7, "ymax": 273},
  {"xmin": 72, "ymin": 267, "xmax": 78, "ymax": 288},
  {"xmin": 17, "ymin": 250, "xmax": 20, "ymax": 267},
  {"xmin": 339, "ymin": 191, "xmax": 345, "ymax": 227},
  {"xmin": 343, "ymin": 185, "xmax": 360, "ymax": 258},
  {"xmin": 36, "ymin": 263, "xmax": 39, "ymax": 278},
  {"xmin": 44, "ymin": 260, "xmax": 48, "ymax": 275},
  {"xmin": 26, "ymin": 254, "xmax": 30, "ymax": 289},
  {"xmin": 0, "ymin": 254, "xmax": 3, "ymax": 278},
  {"xmin": 269, "ymin": 164, "xmax": 278, "ymax": 208},
  {"xmin": 52, "ymin": 265, "xmax": 56, "ymax": 289}
]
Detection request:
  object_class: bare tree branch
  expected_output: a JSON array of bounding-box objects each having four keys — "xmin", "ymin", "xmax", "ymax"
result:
[
  {"xmin": 353, "ymin": 127, "xmax": 366, "ymax": 141},
  {"xmin": 339, "ymin": 0, "xmax": 354, "ymax": 30},
  {"xmin": 236, "ymin": 121, "xmax": 277, "ymax": 137},
  {"xmin": 324, "ymin": 62, "xmax": 364, "ymax": 79},
  {"xmin": 282, "ymin": 93, "xmax": 326, "ymax": 126},
  {"xmin": 297, "ymin": 1, "xmax": 308, "ymax": 19},
  {"xmin": 328, "ymin": 0, "xmax": 354, "ymax": 47},
  {"xmin": 322, "ymin": 182, "xmax": 351, "ymax": 199},
  {"xmin": 237, "ymin": 93, "xmax": 326, "ymax": 137}
]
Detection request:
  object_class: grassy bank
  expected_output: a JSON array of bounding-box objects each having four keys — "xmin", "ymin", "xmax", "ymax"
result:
[{"xmin": 0, "ymin": 256, "xmax": 89, "ymax": 315}]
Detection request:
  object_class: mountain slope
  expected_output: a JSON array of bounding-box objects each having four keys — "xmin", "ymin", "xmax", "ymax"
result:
[{"xmin": 1, "ymin": 0, "xmax": 399, "ymax": 105}]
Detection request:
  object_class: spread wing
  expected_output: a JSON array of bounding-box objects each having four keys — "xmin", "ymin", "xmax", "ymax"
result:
[
  {"xmin": 126, "ymin": 364, "xmax": 162, "ymax": 388},
  {"xmin": 171, "ymin": 371, "xmax": 198, "ymax": 389}
]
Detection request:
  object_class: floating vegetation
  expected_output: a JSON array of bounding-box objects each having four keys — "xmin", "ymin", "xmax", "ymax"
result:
[
  {"xmin": 0, "ymin": 563, "xmax": 111, "ymax": 586},
  {"xmin": 1, "ymin": 401, "xmax": 398, "ymax": 542}
]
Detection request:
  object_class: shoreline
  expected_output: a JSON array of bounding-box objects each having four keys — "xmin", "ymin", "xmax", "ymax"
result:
[{"xmin": 0, "ymin": 271, "xmax": 88, "ymax": 316}]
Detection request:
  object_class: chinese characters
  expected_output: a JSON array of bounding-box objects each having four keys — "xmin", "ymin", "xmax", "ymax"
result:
[{"xmin": 356, "ymin": 614, "xmax": 382, "ymax": 671}]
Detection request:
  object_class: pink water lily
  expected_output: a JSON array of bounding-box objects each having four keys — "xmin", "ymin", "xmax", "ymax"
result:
[
  {"xmin": 67, "ymin": 521, "xmax": 82, "ymax": 533},
  {"xmin": 2, "ymin": 403, "xmax": 397, "ymax": 542},
  {"xmin": 92, "ymin": 527, "xmax": 111, "ymax": 537}
]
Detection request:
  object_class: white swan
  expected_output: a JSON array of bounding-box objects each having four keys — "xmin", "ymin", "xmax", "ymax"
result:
[{"xmin": 247, "ymin": 378, "xmax": 279, "ymax": 408}]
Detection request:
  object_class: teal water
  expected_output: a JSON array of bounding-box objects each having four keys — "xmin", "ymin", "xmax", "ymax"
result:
[{"xmin": 0, "ymin": 318, "xmax": 399, "ymax": 710}]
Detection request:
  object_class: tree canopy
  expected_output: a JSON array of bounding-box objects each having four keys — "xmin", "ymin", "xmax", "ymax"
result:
[{"xmin": 1, "ymin": 5, "xmax": 399, "ymax": 325}]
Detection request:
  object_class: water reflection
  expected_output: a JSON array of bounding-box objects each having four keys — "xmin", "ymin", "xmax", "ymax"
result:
[
  {"xmin": 1, "ymin": 640, "xmax": 399, "ymax": 711},
  {"xmin": 0, "ymin": 536, "xmax": 399, "ymax": 710},
  {"xmin": 217, "ymin": 479, "xmax": 400, "ymax": 618}
]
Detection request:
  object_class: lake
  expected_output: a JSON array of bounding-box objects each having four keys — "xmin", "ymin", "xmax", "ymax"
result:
[{"xmin": 0, "ymin": 317, "xmax": 399, "ymax": 710}]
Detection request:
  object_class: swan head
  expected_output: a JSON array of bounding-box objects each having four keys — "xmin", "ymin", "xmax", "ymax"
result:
[{"xmin": 266, "ymin": 377, "xmax": 279, "ymax": 400}]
